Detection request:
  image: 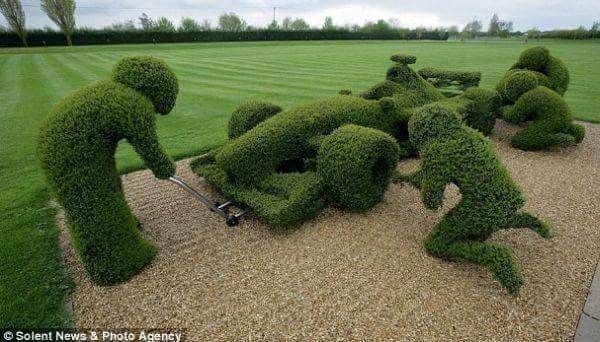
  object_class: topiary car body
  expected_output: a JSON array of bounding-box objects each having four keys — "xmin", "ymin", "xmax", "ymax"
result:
[
  {"xmin": 495, "ymin": 46, "xmax": 584, "ymax": 150},
  {"xmin": 38, "ymin": 56, "xmax": 178, "ymax": 285},
  {"xmin": 193, "ymin": 95, "xmax": 403, "ymax": 227},
  {"xmin": 360, "ymin": 54, "xmax": 500, "ymax": 137}
]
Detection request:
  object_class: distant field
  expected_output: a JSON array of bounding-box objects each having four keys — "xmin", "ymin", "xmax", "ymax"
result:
[{"xmin": 1, "ymin": 39, "xmax": 599, "ymax": 327}]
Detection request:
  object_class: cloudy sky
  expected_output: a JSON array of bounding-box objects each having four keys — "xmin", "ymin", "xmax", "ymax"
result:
[{"xmin": 4, "ymin": 0, "xmax": 599, "ymax": 31}]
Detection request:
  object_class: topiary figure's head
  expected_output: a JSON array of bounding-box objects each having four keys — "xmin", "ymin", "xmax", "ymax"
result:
[
  {"xmin": 514, "ymin": 46, "xmax": 550, "ymax": 71},
  {"xmin": 112, "ymin": 56, "xmax": 179, "ymax": 115},
  {"xmin": 499, "ymin": 70, "xmax": 539, "ymax": 103},
  {"xmin": 386, "ymin": 54, "xmax": 420, "ymax": 86},
  {"xmin": 409, "ymin": 103, "xmax": 462, "ymax": 149}
]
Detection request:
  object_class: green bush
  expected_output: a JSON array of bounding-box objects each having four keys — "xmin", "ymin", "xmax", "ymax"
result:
[
  {"xmin": 503, "ymin": 86, "xmax": 585, "ymax": 150},
  {"xmin": 112, "ymin": 56, "xmax": 179, "ymax": 114},
  {"xmin": 215, "ymin": 96, "xmax": 404, "ymax": 186},
  {"xmin": 497, "ymin": 46, "xmax": 569, "ymax": 103},
  {"xmin": 37, "ymin": 57, "xmax": 178, "ymax": 285},
  {"xmin": 194, "ymin": 96, "xmax": 406, "ymax": 227},
  {"xmin": 390, "ymin": 54, "xmax": 417, "ymax": 64},
  {"xmin": 317, "ymin": 125, "xmax": 399, "ymax": 211},
  {"xmin": 227, "ymin": 99, "xmax": 282, "ymax": 139},
  {"xmin": 435, "ymin": 87, "xmax": 501, "ymax": 136},
  {"xmin": 404, "ymin": 104, "xmax": 551, "ymax": 294},
  {"xmin": 418, "ymin": 67, "xmax": 481, "ymax": 92}
]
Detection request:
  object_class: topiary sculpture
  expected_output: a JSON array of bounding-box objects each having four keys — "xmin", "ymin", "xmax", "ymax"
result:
[
  {"xmin": 227, "ymin": 99, "xmax": 282, "ymax": 139},
  {"xmin": 496, "ymin": 47, "xmax": 585, "ymax": 150},
  {"xmin": 193, "ymin": 95, "xmax": 403, "ymax": 227},
  {"xmin": 398, "ymin": 104, "xmax": 552, "ymax": 294},
  {"xmin": 360, "ymin": 54, "xmax": 500, "ymax": 137},
  {"xmin": 37, "ymin": 56, "xmax": 178, "ymax": 285}
]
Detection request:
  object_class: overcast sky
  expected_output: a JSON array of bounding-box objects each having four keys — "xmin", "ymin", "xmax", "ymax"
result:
[{"xmin": 4, "ymin": 0, "xmax": 599, "ymax": 31}]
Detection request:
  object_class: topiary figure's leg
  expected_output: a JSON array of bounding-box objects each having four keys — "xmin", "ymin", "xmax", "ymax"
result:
[
  {"xmin": 505, "ymin": 212, "xmax": 553, "ymax": 238},
  {"xmin": 564, "ymin": 123, "xmax": 586, "ymax": 144},
  {"xmin": 511, "ymin": 121, "xmax": 576, "ymax": 150},
  {"xmin": 424, "ymin": 216, "xmax": 524, "ymax": 295}
]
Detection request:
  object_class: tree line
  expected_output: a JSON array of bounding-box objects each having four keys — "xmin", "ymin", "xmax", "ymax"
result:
[{"xmin": 1, "ymin": 0, "xmax": 599, "ymax": 48}]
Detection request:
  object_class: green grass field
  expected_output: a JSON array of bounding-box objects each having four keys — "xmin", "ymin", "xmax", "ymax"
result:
[{"xmin": 1, "ymin": 39, "xmax": 599, "ymax": 328}]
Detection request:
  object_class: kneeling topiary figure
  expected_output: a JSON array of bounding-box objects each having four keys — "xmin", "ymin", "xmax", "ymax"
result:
[
  {"xmin": 496, "ymin": 47, "xmax": 584, "ymax": 150},
  {"xmin": 403, "ymin": 104, "xmax": 551, "ymax": 294},
  {"xmin": 37, "ymin": 56, "xmax": 178, "ymax": 284}
]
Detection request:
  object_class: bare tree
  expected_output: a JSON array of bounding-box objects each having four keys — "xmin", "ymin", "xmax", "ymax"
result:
[
  {"xmin": 0, "ymin": 0, "xmax": 27, "ymax": 46},
  {"xmin": 40, "ymin": 0, "xmax": 76, "ymax": 46}
]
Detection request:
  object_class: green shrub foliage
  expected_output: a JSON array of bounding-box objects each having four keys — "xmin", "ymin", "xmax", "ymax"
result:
[
  {"xmin": 390, "ymin": 54, "xmax": 417, "ymax": 65},
  {"xmin": 227, "ymin": 99, "xmax": 282, "ymax": 139},
  {"xmin": 418, "ymin": 67, "xmax": 481, "ymax": 93},
  {"xmin": 194, "ymin": 96, "xmax": 404, "ymax": 226},
  {"xmin": 503, "ymin": 86, "xmax": 585, "ymax": 150},
  {"xmin": 495, "ymin": 47, "xmax": 584, "ymax": 150},
  {"xmin": 402, "ymin": 104, "xmax": 551, "ymax": 294},
  {"xmin": 360, "ymin": 54, "xmax": 497, "ymax": 136},
  {"xmin": 37, "ymin": 56, "xmax": 178, "ymax": 284},
  {"xmin": 317, "ymin": 125, "xmax": 399, "ymax": 211}
]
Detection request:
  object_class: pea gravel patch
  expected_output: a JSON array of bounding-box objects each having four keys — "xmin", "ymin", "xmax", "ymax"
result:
[{"xmin": 57, "ymin": 121, "xmax": 600, "ymax": 340}]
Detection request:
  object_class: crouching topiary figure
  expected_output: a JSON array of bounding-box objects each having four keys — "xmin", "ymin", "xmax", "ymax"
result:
[
  {"xmin": 37, "ymin": 56, "xmax": 178, "ymax": 284},
  {"xmin": 400, "ymin": 104, "xmax": 552, "ymax": 294},
  {"xmin": 496, "ymin": 46, "xmax": 585, "ymax": 150}
]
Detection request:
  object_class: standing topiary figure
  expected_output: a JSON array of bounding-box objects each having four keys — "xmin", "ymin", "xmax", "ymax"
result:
[
  {"xmin": 38, "ymin": 56, "xmax": 178, "ymax": 285},
  {"xmin": 401, "ymin": 104, "xmax": 551, "ymax": 294},
  {"xmin": 495, "ymin": 47, "xmax": 584, "ymax": 150}
]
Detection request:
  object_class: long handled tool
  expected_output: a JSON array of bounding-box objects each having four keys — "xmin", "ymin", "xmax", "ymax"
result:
[{"xmin": 168, "ymin": 176, "xmax": 248, "ymax": 227}]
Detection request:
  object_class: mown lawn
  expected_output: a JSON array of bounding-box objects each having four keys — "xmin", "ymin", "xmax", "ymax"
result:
[{"xmin": 1, "ymin": 39, "xmax": 599, "ymax": 328}]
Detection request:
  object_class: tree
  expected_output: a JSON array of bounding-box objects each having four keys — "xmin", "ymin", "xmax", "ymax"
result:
[
  {"xmin": 155, "ymin": 17, "xmax": 175, "ymax": 32},
  {"xmin": 218, "ymin": 12, "xmax": 246, "ymax": 32},
  {"xmin": 0, "ymin": 0, "xmax": 27, "ymax": 46},
  {"xmin": 591, "ymin": 21, "xmax": 599, "ymax": 32},
  {"xmin": 106, "ymin": 20, "xmax": 136, "ymax": 31},
  {"xmin": 267, "ymin": 20, "xmax": 278, "ymax": 30},
  {"xmin": 281, "ymin": 17, "xmax": 291, "ymax": 30},
  {"xmin": 41, "ymin": 0, "xmax": 76, "ymax": 46},
  {"xmin": 461, "ymin": 19, "xmax": 482, "ymax": 39},
  {"xmin": 498, "ymin": 20, "xmax": 513, "ymax": 38},
  {"xmin": 527, "ymin": 27, "xmax": 541, "ymax": 41},
  {"xmin": 290, "ymin": 18, "xmax": 309, "ymax": 31},
  {"xmin": 322, "ymin": 16, "xmax": 335, "ymax": 31},
  {"xmin": 139, "ymin": 13, "xmax": 154, "ymax": 31},
  {"xmin": 200, "ymin": 19, "xmax": 211, "ymax": 31},
  {"xmin": 488, "ymin": 13, "xmax": 500, "ymax": 36},
  {"xmin": 179, "ymin": 17, "xmax": 200, "ymax": 32}
]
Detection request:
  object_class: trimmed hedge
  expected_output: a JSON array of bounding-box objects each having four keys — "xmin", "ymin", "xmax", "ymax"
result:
[
  {"xmin": 405, "ymin": 104, "xmax": 551, "ymax": 294},
  {"xmin": 37, "ymin": 56, "xmax": 178, "ymax": 284},
  {"xmin": 194, "ymin": 95, "xmax": 405, "ymax": 226},
  {"xmin": 496, "ymin": 47, "xmax": 584, "ymax": 150},
  {"xmin": 503, "ymin": 86, "xmax": 585, "ymax": 150},
  {"xmin": 418, "ymin": 67, "xmax": 481, "ymax": 94},
  {"xmin": 227, "ymin": 100, "xmax": 282, "ymax": 139},
  {"xmin": 317, "ymin": 124, "xmax": 399, "ymax": 211},
  {"xmin": 360, "ymin": 54, "xmax": 497, "ymax": 136},
  {"xmin": 0, "ymin": 29, "xmax": 449, "ymax": 47},
  {"xmin": 496, "ymin": 46, "xmax": 569, "ymax": 103},
  {"xmin": 215, "ymin": 96, "xmax": 405, "ymax": 186}
]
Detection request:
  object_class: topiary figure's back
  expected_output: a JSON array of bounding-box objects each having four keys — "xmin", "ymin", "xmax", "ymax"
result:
[
  {"xmin": 37, "ymin": 56, "xmax": 178, "ymax": 285},
  {"xmin": 495, "ymin": 47, "xmax": 584, "ymax": 150},
  {"xmin": 401, "ymin": 104, "xmax": 551, "ymax": 294}
]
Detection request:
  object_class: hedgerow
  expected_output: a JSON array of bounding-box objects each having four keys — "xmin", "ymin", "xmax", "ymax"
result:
[
  {"xmin": 404, "ymin": 104, "xmax": 551, "ymax": 294},
  {"xmin": 317, "ymin": 125, "xmax": 399, "ymax": 211},
  {"xmin": 496, "ymin": 47, "xmax": 584, "ymax": 150},
  {"xmin": 37, "ymin": 56, "xmax": 178, "ymax": 284},
  {"xmin": 227, "ymin": 99, "xmax": 282, "ymax": 139}
]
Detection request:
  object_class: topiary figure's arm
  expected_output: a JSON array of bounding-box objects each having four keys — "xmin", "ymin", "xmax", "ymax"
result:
[
  {"xmin": 419, "ymin": 144, "xmax": 448, "ymax": 211},
  {"xmin": 125, "ymin": 113, "xmax": 175, "ymax": 179}
]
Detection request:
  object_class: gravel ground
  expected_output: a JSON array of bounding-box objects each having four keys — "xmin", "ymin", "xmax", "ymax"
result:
[{"xmin": 58, "ymin": 121, "xmax": 600, "ymax": 340}]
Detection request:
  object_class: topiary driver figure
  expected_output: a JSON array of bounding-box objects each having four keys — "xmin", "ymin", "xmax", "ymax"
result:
[
  {"xmin": 38, "ymin": 56, "xmax": 178, "ymax": 285},
  {"xmin": 399, "ymin": 104, "xmax": 552, "ymax": 294}
]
